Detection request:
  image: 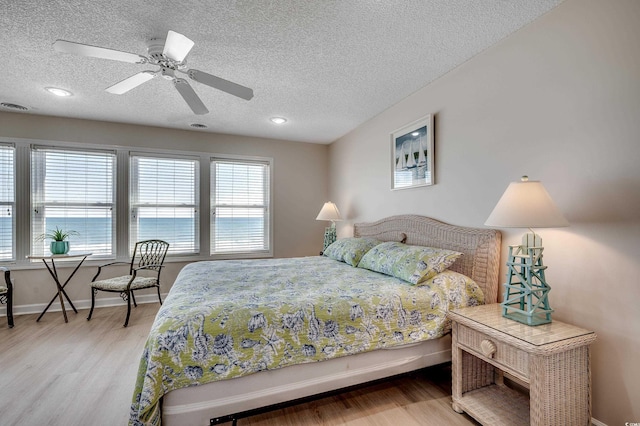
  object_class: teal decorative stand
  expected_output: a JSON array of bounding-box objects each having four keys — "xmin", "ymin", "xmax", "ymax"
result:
[{"xmin": 501, "ymin": 234, "xmax": 553, "ymax": 326}]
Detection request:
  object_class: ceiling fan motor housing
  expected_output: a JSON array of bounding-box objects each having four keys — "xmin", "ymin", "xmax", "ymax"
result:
[{"xmin": 147, "ymin": 37, "xmax": 185, "ymax": 71}]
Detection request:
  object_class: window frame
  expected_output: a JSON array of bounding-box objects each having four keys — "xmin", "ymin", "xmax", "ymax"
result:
[
  {"xmin": 129, "ymin": 152, "xmax": 201, "ymax": 257},
  {"xmin": 210, "ymin": 155, "xmax": 273, "ymax": 258},
  {"xmin": 0, "ymin": 137, "xmax": 273, "ymax": 268},
  {"xmin": 0, "ymin": 143, "xmax": 15, "ymax": 262},
  {"xmin": 30, "ymin": 145, "xmax": 117, "ymax": 259}
]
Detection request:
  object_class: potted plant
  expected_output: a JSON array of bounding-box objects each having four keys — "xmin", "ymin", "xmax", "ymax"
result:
[{"xmin": 37, "ymin": 227, "xmax": 79, "ymax": 254}]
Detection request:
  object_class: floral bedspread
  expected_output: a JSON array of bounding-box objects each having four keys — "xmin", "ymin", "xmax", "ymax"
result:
[{"xmin": 130, "ymin": 256, "xmax": 483, "ymax": 425}]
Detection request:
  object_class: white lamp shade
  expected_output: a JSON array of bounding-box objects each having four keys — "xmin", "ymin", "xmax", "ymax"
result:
[
  {"xmin": 485, "ymin": 178, "xmax": 569, "ymax": 228},
  {"xmin": 316, "ymin": 202, "xmax": 342, "ymax": 222}
]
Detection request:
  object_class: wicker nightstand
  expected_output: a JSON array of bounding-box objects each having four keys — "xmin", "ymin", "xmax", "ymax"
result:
[{"xmin": 448, "ymin": 304, "xmax": 596, "ymax": 426}]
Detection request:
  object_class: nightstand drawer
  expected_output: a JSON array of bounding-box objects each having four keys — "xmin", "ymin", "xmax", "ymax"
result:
[{"xmin": 457, "ymin": 324, "xmax": 529, "ymax": 379}]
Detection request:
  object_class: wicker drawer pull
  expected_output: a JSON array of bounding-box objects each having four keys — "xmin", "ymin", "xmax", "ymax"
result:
[{"xmin": 480, "ymin": 339, "xmax": 497, "ymax": 358}]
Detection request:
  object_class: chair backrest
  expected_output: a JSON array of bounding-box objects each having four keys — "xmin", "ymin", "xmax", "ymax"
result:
[
  {"xmin": 130, "ymin": 240, "xmax": 170, "ymax": 274},
  {"xmin": 0, "ymin": 266, "xmax": 13, "ymax": 327},
  {"xmin": 0, "ymin": 266, "xmax": 12, "ymax": 297}
]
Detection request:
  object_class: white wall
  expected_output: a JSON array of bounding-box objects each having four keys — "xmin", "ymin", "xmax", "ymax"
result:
[
  {"xmin": 328, "ymin": 0, "xmax": 640, "ymax": 423},
  {"xmin": 0, "ymin": 112, "xmax": 329, "ymax": 311}
]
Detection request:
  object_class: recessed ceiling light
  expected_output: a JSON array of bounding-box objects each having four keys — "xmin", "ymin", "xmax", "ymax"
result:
[
  {"xmin": 45, "ymin": 87, "xmax": 73, "ymax": 97},
  {"xmin": 270, "ymin": 117, "xmax": 287, "ymax": 125}
]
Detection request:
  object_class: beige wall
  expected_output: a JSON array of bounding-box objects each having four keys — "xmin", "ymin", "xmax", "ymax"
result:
[
  {"xmin": 0, "ymin": 112, "xmax": 329, "ymax": 309},
  {"xmin": 329, "ymin": 0, "xmax": 640, "ymax": 423},
  {"xmin": 3, "ymin": 0, "xmax": 639, "ymax": 422}
]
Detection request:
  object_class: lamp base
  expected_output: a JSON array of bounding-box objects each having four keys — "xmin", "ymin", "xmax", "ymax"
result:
[
  {"xmin": 501, "ymin": 238, "xmax": 553, "ymax": 326},
  {"xmin": 322, "ymin": 226, "xmax": 337, "ymax": 252}
]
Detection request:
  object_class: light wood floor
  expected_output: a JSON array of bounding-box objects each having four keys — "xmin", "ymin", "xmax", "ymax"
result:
[{"xmin": 0, "ymin": 304, "xmax": 479, "ymax": 426}]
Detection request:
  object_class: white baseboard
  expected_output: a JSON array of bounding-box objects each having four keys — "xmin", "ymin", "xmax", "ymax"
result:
[
  {"xmin": 592, "ymin": 418, "xmax": 607, "ymax": 426},
  {"xmin": 0, "ymin": 292, "xmax": 168, "ymax": 317}
]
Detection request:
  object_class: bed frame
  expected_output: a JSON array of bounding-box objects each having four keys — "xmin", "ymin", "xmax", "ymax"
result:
[{"xmin": 162, "ymin": 215, "xmax": 501, "ymax": 425}]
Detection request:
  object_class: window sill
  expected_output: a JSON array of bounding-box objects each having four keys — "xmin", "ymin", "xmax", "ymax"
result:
[{"xmin": 0, "ymin": 251, "xmax": 274, "ymax": 270}]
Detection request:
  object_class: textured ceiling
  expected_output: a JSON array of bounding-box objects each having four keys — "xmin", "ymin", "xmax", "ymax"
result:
[{"xmin": 1, "ymin": 0, "xmax": 562, "ymax": 144}]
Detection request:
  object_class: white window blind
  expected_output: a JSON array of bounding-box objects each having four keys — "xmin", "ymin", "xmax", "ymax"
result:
[
  {"xmin": 130, "ymin": 154, "xmax": 199, "ymax": 255},
  {"xmin": 0, "ymin": 144, "xmax": 15, "ymax": 261},
  {"xmin": 31, "ymin": 146, "xmax": 115, "ymax": 257},
  {"xmin": 211, "ymin": 158, "xmax": 270, "ymax": 254}
]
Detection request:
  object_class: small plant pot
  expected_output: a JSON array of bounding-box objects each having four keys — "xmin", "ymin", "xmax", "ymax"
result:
[{"xmin": 50, "ymin": 241, "xmax": 70, "ymax": 255}]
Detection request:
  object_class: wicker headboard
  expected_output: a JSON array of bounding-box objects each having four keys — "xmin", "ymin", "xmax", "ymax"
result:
[{"xmin": 353, "ymin": 215, "xmax": 502, "ymax": 303}]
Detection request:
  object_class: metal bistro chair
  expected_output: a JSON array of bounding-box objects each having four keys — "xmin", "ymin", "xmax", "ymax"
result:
[
  {"xmin": 87, "ymin": 239, "xmax": 169, "ymax": 327},
  {"xmin": 0, "ymin": 267, "xmax": 14, "ymax": 328}
]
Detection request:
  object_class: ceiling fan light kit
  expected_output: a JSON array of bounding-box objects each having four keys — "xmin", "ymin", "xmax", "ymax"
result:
[
  {"xmin": 162, "ymin": 31, "xmax": 194, "ymax": 63},
  {"xmin": 52, "ymin": 30, "xmax": 253, "ymax": 115}
]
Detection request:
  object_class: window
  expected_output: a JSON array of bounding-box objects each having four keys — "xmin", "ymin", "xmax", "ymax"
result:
[
  {"xmin": 130, "ymin": 154, "xmax": 199, "ymax": 255},
  {"xmin": 3, "ymin": 139, "xmax": 272, "ymax": 266},
  {"xmin": 211, "ymin": 158, "xmax": 271, "ymax": 255},
  {"xmin": 0, "ymin": 144, "xmax": 14, "ymax": 261},
  {"xmin": 31, "ymin": 146, "xmax": 116, "ymax": 257}
]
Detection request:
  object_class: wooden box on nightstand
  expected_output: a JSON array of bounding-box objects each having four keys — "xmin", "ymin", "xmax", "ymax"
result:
[{"xmin": 448, "ymin": 304, "xmax": 596, "ymax": 426}]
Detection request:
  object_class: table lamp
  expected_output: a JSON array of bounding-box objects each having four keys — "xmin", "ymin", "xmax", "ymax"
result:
[
  {"xmin": 485, "ymin": 176, "xmax": 569, "ymax": 325},
  {"xmin": 316, "ymin": 201, "xmax": 342, "ymax": 252}
]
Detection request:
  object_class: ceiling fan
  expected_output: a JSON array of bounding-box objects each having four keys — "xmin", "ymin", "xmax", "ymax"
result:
[{"xmin": 52, "ymin": 30, "xmax": 254, "ymax": 115}]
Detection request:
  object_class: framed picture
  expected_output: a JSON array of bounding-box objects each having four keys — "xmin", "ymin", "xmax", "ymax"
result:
[{"xmin": 391, "ymin": 114, "xmax": 434, "ymax": 190}]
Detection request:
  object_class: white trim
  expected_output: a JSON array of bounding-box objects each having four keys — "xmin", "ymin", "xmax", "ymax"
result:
[
  {"xmin": 591, "ymin": 418, "xmax": 607, "ymax": 426},
  {"xmin": 0, "ymin": 292, "xmax": 167, "ymax": 317},
  {"xmin": 0, "ymin": 144, "xmax": 16, "ymax": 262},
  {"xmin": 30, "ymin": 143, "xmax": 116, "ymax": 155}
]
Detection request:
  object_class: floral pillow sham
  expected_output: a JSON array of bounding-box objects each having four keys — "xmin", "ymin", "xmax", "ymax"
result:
[
  {"xmin": 323, "ymin": 237, "xmax": 382, "ymax": 266},
  {"xmin": 357, "ymin": 241, "xmax": 462, "ymax": 284},
  {"xmin": 420, "ymin": 269, "xmax": 484, "ymax": 309}
]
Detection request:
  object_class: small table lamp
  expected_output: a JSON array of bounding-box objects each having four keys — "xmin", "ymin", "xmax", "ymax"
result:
[
  {"xmin": 316, "ymin": 202, "xmax": 342, "ymax": 252},
  {"xmin": 485, "ymin": 176, "xmax": 569, "ymax": 326}
]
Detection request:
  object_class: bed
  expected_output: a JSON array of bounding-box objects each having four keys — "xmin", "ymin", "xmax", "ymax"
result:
[{"xmin": 130, "ymin": 215, "xmax": 501, "ymax": 426}]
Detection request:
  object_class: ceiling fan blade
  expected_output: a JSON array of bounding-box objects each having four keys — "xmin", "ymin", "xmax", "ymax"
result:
[
  {"xmin": 163, "ymin": 31, "xmax": 194, "ymax": 63},
  {"xmin": 105, "ymin": 71, "xmax": 156, "ymax": 94},
  {"xmin": 53, "ymin": 40, "xmax": 147, "ymax": 64},
  {"xmin": 174, "ymin": 78, "xmax": 209, "ymax": 115},
  {"xmin": 187, "ymin": 69, "xmax": 254, "ymax": 101}
]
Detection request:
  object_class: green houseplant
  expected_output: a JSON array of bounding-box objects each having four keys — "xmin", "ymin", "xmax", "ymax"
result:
[{"xmin": 37, "ymin": 227, "xmax": 79, "ymax": 254}]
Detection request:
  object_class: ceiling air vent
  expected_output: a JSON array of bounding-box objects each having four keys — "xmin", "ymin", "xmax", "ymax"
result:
[
  {"xmin": 1, "ymin": 102, "xmax": 29, "ymax": 111},
  {"xmin": 189, "ymin": 123, "xmax": 208, "ymax": 129}
]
